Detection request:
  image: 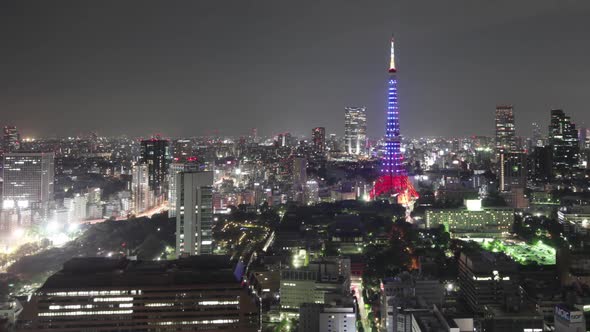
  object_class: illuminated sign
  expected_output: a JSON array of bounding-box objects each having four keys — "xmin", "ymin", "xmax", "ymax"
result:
[{"xmin": 555, "ymin": 305, "xmax": 584, "ymax": 323}]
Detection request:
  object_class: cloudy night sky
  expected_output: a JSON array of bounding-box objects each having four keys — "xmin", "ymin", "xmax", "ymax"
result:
[{"xmin": 1, "ymin": 0, "xmax": 589, "ymax": 138}]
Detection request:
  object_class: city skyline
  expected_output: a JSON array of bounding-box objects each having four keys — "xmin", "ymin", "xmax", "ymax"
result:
[{"xmin": 2, "ymin": 1, "xmax": 590, "ymax": 138}]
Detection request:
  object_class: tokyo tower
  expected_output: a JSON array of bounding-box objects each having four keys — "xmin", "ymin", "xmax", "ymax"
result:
[{"xmin": 370, "ymin": 37, "xmax": 419, "ymax": 205}]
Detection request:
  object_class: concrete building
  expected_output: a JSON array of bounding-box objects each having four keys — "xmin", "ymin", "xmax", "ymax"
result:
[
  {"xmin": 279, "ymin": 261, "xmax": 349, "ymax": 319},
  {"xmin": 131, "ymin": 163, "xmax": 151, "ymax": 214},
  {"xmin": 17, "ymin": 256, "xmax": 259, "ymax": 331},
  {"xmin": 458, "ymin": 251, "xmax": 519, "ymax": 314},
  {"xmin": 140, "ymin": 138, "xmax": 170, "ymax": 194},
  {"xmin": 2, "ymin": 152, "xmax": 54, "ymax": 212},
  {"xmin": 549, "ymin": 109, "xmax": 579, "ymax": 179},
  {"xmin": 558, "ymin": 206, "xmax": 590, "ymax": 235},
  {"xmin": 554, "ymin": 304, "xmax": 585, "ymax": 332},
  {"xmin": 3, "ymin": 125, "xmax": 20, "ymax": 152},
  {"xmin": 499, "ymin": 151, "xmax": 527, "ymax": 192},
  {"xmin": 426, "ymin": 201, "xmax": 514, "ymax": 237},
  {"xmin": 167, "ymin": 162, "xmax": 198, "ymax": 218},
  {"xmin": 344, "ymin": 107, "xmax": 367, "ymax": 155},
  {"xmin": 312, "ymin": 127, "xmax": 326, "ymax": 153},
  {"xmin": 175, "ymin": 171, "xmax": 214, "ymax": 256},
  {"xmin": 495, "ymin": 105, "xmax": 516, "ymax": 152}
]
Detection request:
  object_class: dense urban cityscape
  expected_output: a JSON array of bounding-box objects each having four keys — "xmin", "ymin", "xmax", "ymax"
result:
[{"xmin": 2, "ymin": 2, "xmax": 590, "ymax": 332}]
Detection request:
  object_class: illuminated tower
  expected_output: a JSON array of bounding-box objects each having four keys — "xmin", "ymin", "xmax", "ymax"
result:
[{"xmin": 371, "ymin": 37, "xmax": 418, "ymax": 204}]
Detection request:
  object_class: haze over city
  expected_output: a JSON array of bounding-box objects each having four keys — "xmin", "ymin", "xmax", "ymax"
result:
[{"xmin": 2, "ymin": 1, "xmax": 590, "ymax": 137}]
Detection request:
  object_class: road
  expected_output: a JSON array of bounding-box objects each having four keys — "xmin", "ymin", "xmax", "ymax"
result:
[
  {"xmin": 351, "ymin": 276, "xmax": 372, "ymax": 332},
  {"xmin": 82, "ymin": 203, "xmax": 169, "ymax": 224}
]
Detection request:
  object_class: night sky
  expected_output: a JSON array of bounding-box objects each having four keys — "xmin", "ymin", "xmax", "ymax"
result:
[{"xmin": 1, "ymin": 1, "xmax": 589, "ymax": 138}]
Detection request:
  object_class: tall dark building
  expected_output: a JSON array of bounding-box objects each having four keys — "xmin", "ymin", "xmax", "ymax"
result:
[
  {"xmin": 140, "ymin": 138, "xmax": 170, "ymax": 194},
  {"xmin": 495, "ymin": 105, "xmax": 516, "ymax": 152},
  {"xmin": 529, "ymin": 146, "xmax": 553, "ymax": 184},
  {"xmin": 312, "ymin": 127, "xmax": 326, "ymax": 153},
  {"xmin": 499, "ymin": 151, "xmax": 527, "ymax": 191},
  {"xmin": 549, "ymin": 109, "xmax": 579, "ymax": 179},
  {"xmin": 3, "ymin": 125, "xmax": 20, "ymax": 153},
  {"xmin": 172, "ymin": 139, "xmax": 193, "ymax": 163}
]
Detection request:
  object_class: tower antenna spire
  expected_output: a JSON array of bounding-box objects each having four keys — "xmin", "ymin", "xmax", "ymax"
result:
[{"xmin": 388, "ymin": 36, "xmax": 396, "ymax": 73}]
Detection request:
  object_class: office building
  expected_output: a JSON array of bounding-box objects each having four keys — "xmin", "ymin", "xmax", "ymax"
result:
[
  {"xmin": 495, "ymin": 105, "xmax": 516, "ymax": 152},
  {"xmin": 557, "ymin": 206, "xmax": 590, "ymax": 235},
  {"xmin": 298, "ymin": 304, "xmax": 356, "ymax": 332},
  {"xmin": 499, "ymin": 151, "xmax": 527, "ymax": 191},
  {"xmin": 131, "ymin": 163, "xmax": 151, "ymax": 214},
  {"xmin": 2, "ymin": 152, "xmax": 54, "ymax": 211},
  {"xmin": 554, "ymin": 304, "xmax": 585, "ymax": 332},
  {"xmin": 167, "ymin": 162, "xmax": 198, "ymax": 218},
  {"xmin": 344, "ymin": 106, "xmax": 367, "ymax": 155},
  {"xmin": 304, "ymin": 180, "xmax": 319, "ymax": 205},
  {"xmin": 17, "ymin": 256, "xmax": 259, "ymax": 331},
  {"xmin": 426, "ymin": 200, "xmax": 514, "ymax": 237},
  {"xmin": 140, "ymin": 138, "xmax": 170, "ymax": 194},
  {"xmin": 176, "ymin": 171, "xmax": 214, "ymax": 256},
  {"xmin": 312, "ymin": 127, "xmax": 326, "ymax": 153},
  {"xmin": 3, "ymin": 126, "xmax": 20, "ymax": 153},
  {"xmin": 529, "ymin": 146, "xmax": 553, "ymax": 183},
  {"xmin": 172, "ymin": 139, "xmax": 193, "ymax": 163},
  {"xmin": 280, "ymin": 258, "xmax": 350, "ymax": 319},
  {"xmin": 549, "ymin": 109, "xmax": 579, "ymax": 179},
  {"xmin": 458, "ymin": 251, "xmax": 519, "ymax": 314},
  {"xmin": 531, "ymin": 122, "xmax": 543, "ymax": 148}
]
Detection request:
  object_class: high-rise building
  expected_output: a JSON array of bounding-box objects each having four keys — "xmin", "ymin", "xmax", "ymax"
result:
[
  {"xmin": 370, "ymin": 37, "xmax": 418, "ymax": 204},
  {"xmin": 495, "ymin": 105, "xmax": 516, "ymax": 152},
  {"xmin": 176, "ymin": 171, "xmax": 214, "ymax": 256},
  {"xmin": 3, "ymin": 126, "xmax": 20, "ymax": 153},
  {"xmin": 578, "ymin": 126, "xmax": 589, "ymax": 150},
  {"xmin": 2, "ymin": 152, "xmax": 54, "ymax": 210},
  {"xmin": 311, "ymin": 127, "xmax": 326, "ymax": 153},
  {"xmin": 531, "ymin": 122, "xmax": 543, "ymax": 148},
  {"xmin": 529, "ymin": 146, "xmax": 553, "ymax": 183},
  {"xmin": 131, "ymin": 163, "xmax": 151, "ymax": 213},
  {"xmin": 458, "ymin": 251, "xmax": 519, "ymax": 314},
  {"xmin": 172, "ymin": 139, "xmax": 193, "ymax": 163},
  {"xmin": 167, "ymin": 162, "xmax": 198, "ymax": 218},
  {"xmin": 499, "ymin": 151, "xmax": 527, "ymax": 191},
  {"xmin": 344, "ymin": 106, "xmax": 367, "ymax": 155},
  {"xmin": 140, "ymin": 138, "xmax": 170, "ymax": 194},
  {"xmin": 18, "ymin": 256, "xmax": 260, "ymax": 331},
  {"xmin": 549, "ymin": 109, "xmax": 579, "ymax": 179},
  {"xmin": 291, "ymin": 157, "xmax": 307, "ymax": 203}
]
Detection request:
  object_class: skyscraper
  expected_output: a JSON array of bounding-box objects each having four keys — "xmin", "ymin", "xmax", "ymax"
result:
[
  {"xmin": 140, "ymin": 138, "xmax": 170, "ymax": 194},
  {"xmin": 344, "ymin": 107, "xmax": 367, "ymax": 155},
  {"xmin": 3, "ymin": 126, "xmax": 20, "ymax": 153},
  {"xmin": 172, "ymin": 139, "xmax": 193, "ymax": 163},
  {"xmin": 131, "ymin": 163, "xmax": 151, "ymax": 213},
  {"xmin": 531, "ymin": 122, "xmax": 543, "ymax": 148},
  {"xmin": 167, "ymin": 162, "xmax": 198, "ymax": 218},
  {"xmin": 370, "ymin": 37, "xmax": 418, "ymax": 204},
  {"xmin": 2, "ymin": 152, "xmax": 54, "ymax": 210},
  {"xmin": 312, "ymin": 127, "xmax": 326, "ymax": 153},
  {"xmin": 499, "ymin": 151, "xmax": 527, "ymax": 191},
  {"xmin": 495, "ymin": 105, "xmax": 516, "ymax": 152},
  {"xmin": 292, "ymin": 157, "xmax": 308, "ymax": 203},
  {"xmin": 176, "ymin": 171, "xmax": 214, "ymax": 256},
  {"xmin": 549, "ymin": 109, "xmax": 579, "ymax": 179}
]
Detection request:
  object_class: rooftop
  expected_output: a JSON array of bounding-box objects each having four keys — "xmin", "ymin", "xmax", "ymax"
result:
[{"xmin": 40, "ymin": 255, "xmax": 239, "ymax": 290}]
